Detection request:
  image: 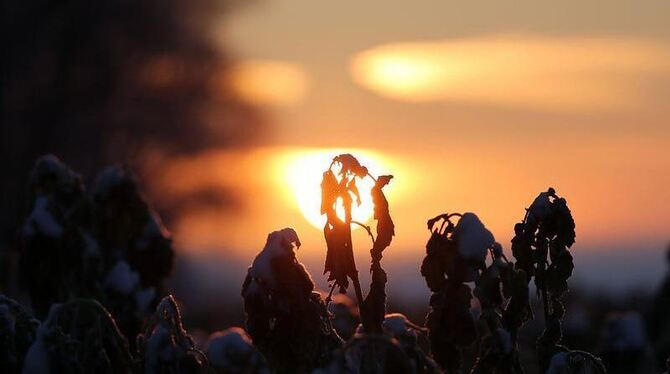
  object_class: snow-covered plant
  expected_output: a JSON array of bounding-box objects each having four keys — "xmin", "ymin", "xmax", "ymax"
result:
[
  {"xmin": 136, "ymin": 295, "xmax": 207, "ymax": 373},
  {"xmin": 0, "ymin": 295, "xmax": 40, "ymax": 372},
  {"xmin": 92, "ymin": 165, "xmax": 173, "ymax": 290},
  {"xmin": 19, "ymin": 155, "xmax": 102, "ymax": 318},
  {"xmin": 241, "ymin": 228, "xmax": 341, "ymax": 373},
  {"xmin": 420, "ymin": 212, "xmax": 489, "ymax": 372},
  {"xmin": 205, "ymin": 327, "xmax": 269, "ymax": 374},
  {"xmin": 18, "ymin": 156, "xmax": 174, "ymax": 345},
  {"xmin": 89, "ymin": 165, "xmax": 174, "ymax": 345},
  {"xmin": 328, "ymin": 293, "xmax": 360, "ymax": 341},
  {"xmin": 22, "ymin": 298, "xmax": 133, "ymax": 373},
  {"xmin": 382, "ymin": 313, "xmax": 440, "ymax": 373},
  {"xmin": 321, "ymin": 154, "xmax": 395, "ymax": 334},
  {"xmin": 509, "ymin": 188, "xmax": 606, "ymax": 372},
  {"xmin": 314, "ymin": 333, "xmax": 413, "ymax": 373}
]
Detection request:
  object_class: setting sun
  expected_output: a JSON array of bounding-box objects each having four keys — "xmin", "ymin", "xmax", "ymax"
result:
[{"xmin": 279, "ymin": 149, "xmax": 392, "ymax": 230}]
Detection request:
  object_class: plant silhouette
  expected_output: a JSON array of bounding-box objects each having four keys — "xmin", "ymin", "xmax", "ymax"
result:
[
  {"xmin": 420, "ymin": 189, "xmax": 606, "ymax": 373},
  {"xmin": 241, "ymin": 228, "xmax": 341, "ymax": 373},
  {"xmin": 321, "ymin": 154, "xmax": 394, "ymax": 333}
]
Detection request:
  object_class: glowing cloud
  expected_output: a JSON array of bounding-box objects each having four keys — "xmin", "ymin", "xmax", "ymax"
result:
[
  {"xmin": 222, "ymin": 60, "xmax": 309, "ymax": 106},
  {"xmin": 350, "ymin": 35, "xmax": 670, "ymax": 112}
]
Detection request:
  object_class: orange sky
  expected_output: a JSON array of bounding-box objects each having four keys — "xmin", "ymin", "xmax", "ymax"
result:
[{"xmin": 159, "ymin": 0, "xmax": 670, "ymax": 293}]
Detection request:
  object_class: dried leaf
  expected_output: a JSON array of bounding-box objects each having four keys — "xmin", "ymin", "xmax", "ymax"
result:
[
  {"xmin": 332, "ymin": 153, "xmax": 368, "ymax": 178},
  {"xmin": 371, "ymin": 175, "xmax": 395, "ymax": 258}
]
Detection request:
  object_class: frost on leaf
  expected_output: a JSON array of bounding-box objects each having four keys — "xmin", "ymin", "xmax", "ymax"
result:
[{"xmin": 242, "ymin": 228, "xmax": 341, "ymax": 373}]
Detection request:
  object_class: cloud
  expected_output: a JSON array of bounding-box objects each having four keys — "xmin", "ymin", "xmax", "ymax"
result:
[
  {"xmin": 350, "ymin": 35, "xmax": 670, "ymax": 112},
  {"xmin": 222, "ymin": 60, "xmax": 309, "ymax": 107}
]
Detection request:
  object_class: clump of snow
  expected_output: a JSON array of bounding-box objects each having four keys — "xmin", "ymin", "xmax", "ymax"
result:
[
  {"xmin": 206, "ymin": 327, "xmax": 269, "ymax": 373},
  {"xmin": 546, "ymin": 351, "xmax": 568, "ymax": 374},
  {"xmin": 104, "ymin": 260, "xmax": 156, "ymax": 313},
  {"xmin": 601, "ymin": 312, "xmax": 646, "ymax": 352},
  {"xmin": 104, "ymin": 261, "xmax": 139, "ymax": 296},
  {"xmin": 136, "ymin": 211, "xmax": 171, "ymax": 250},
  {"xmin": 383, "ymin": 313, "xmax": 412, "ymax": 338},
  {"xmin": 29, "ymin": 155, "xmax": 79, "ymax": 189},
  {"xmin": 22, "ymin": 304, "xmax": 62, "ymax": 374},
  {"xmin": 144, "ymin": 324, "xmax": 174, "ymax": 372},
  {"xmin": 135, "ymin": 288, "xmax": 157, "ymax": 314},
  {"xmin": 81, "ymin": 232, "xmax": 100, "ymax": 257},
  {"xmin": 92, "ymin": 165, "xmax": 125, "ymax": 198},
  {"xmin": 22, "ymin": 196, "xmax": 63, "ymax": 238},
  {"xmin": 248, "ymin": 228, "xmax": 300, "ymax": 288},
  {"xmin": 528, "ymin": 189, "xmax": 554, "ymax": 225},
  {"xmin": 328, "ymin": 294, "xmax": 359, "ymax": 340},
  {"xmin": 453, "ymin": 213, "xmax": 494, "ymax": 262},
  {"xmin": 0, "ymin": 304, "xmax": 14, "ymax": 334},
  {"xmin": 494, "ymin": 328, "xmax": 512, "ymax": 355},
  {"xmin": 491, "ymin": 242, "xmax": 503, "ymax": 258},
  {"xmin": 383, "ymin": 313, "xmax": 425, "ymax": 348}
]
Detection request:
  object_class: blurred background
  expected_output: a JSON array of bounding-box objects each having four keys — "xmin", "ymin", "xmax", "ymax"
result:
[{"xmin": 2, "ymin": 0, "xmax": 670, "ymax": 369}]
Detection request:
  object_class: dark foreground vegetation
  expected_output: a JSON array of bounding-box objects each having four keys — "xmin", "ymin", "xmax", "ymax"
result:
[{"xmin": 1, "ymin": 154, "xmax": 670, "ymax": 373}]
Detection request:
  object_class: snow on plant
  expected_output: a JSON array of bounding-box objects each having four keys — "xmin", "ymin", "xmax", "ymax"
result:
[
  {"xmin": 205, "ymin": 327, "xmax": 270, "ymax": 374},
  {"xmin": 242, "ymin": 228, "xmax": 341, "ymax": 373},
  {"xmin": 0, "ymin": 295, "xmax": 40, "ymax": 372},
  {"xmin": 18, "ymin": 156, "xmax": 174, "ymax": 350},
  {"xmin": 22, "ymin": 299, "xmax": 133, "ymax": 373},
  {"xmin": 19, "ymin": 155, "xmax": 101, "ymax": 318},
  {"xmin": 420, "ymin": 212, "xmax": 497, "ymax": 372},
  {"xmin": 327, "ymin": 293, "xmax": 360, "ymax": 341},
  {"xmin": 136, "ymin": 295, "xmax": 207, "ymax": 373},
  {"xmin": 420, "ymin": 189, "xmax": 604, "ymax": 373},
  {"xmin": 92, "ymin": 165, "xmax": 174, "ymax": 293},
  {"xmin": 382, "ymin": 313, "xmax": 440, "ymax": 373},
  {"xmin": 510, "ymin": 188, "xmax": 605, "ymax": 373}
]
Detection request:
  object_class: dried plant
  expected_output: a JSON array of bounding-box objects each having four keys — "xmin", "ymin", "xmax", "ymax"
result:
[
  {"xmin": 136, "ymin": 295, "xmax": 207, "ymax": 373},
  {"xmin": 421, "ymin": 189, "xmax": 606, "ymax": 373},
  {"xmin": 321, "ymin": 154, "xmax": 394, "ymax": 334},
  {"xmin": 18, "ymin": 155, "xmax": 174, "ymax": 344},
  {"xmin": 0, "ymin": 295, "xmax": 40, "ymax": 372},
  {"xmin": 205, "ymin": 327, "xmax": 270, "ymax": 374},
  {"xmin": 512, "ymin": 189, "xmax": 604, "ymax": 373},
  {"xmin": 22, "ymin": 298, "xmax": 133, "ymax": 373},
  {"xmin": 242, "ymin": 228, "xmax": 342, "ymax": 373},
  {"xmin": 420, "ymin": 212, "xmax": 491, "ymax": 372},
  {"xmin": 19, "ymin": 155, "xmax": 101, "ymax": 318}
]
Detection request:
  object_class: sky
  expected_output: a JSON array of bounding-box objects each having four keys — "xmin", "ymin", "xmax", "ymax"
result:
[{"xmin": 160, "ymin": 0, "xmax": 670, "ymax": 302}]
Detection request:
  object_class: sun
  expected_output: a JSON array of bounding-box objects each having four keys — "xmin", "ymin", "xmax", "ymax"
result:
[{"xmin": 281, "ymin": 149, "xmax": 389, "ymax": 230}]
